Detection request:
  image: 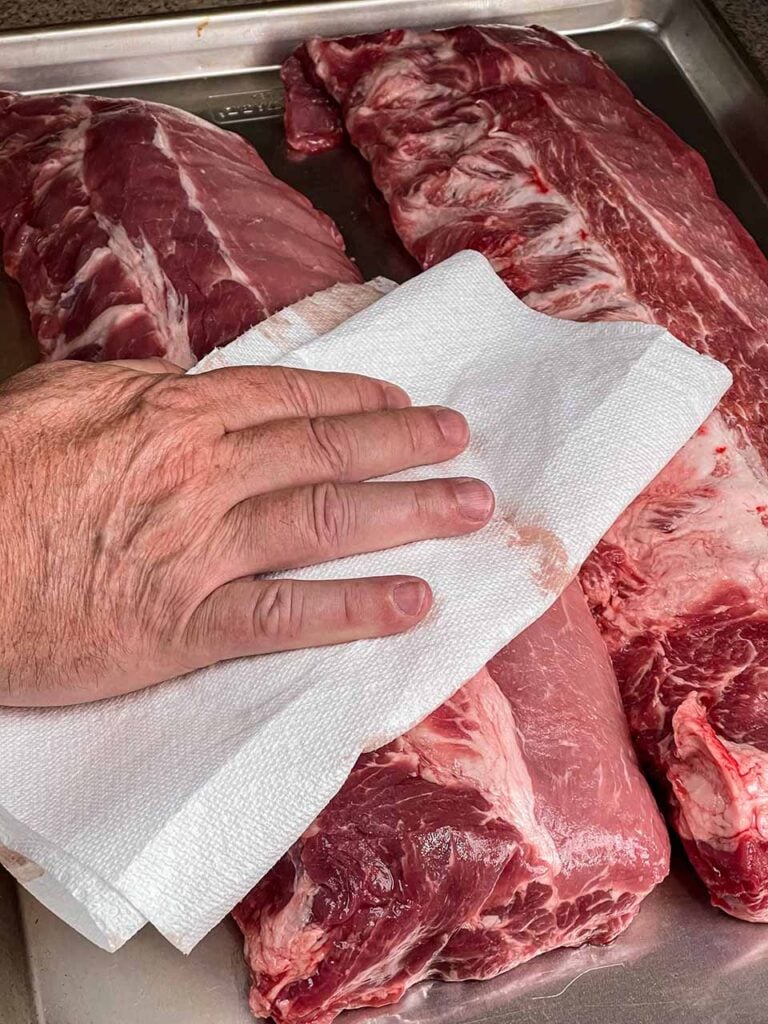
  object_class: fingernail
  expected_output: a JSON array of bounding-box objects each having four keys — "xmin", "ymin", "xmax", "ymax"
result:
[
  {"xmin": 434, "ymin": 407, "xmax": 469, "ymax": 447},
  {"xmin": 383, "ymin": 383, "xmax": 411, "ymax": 409},
  {"xmin": 393, "ymin": 580, "xmax": 428, "ymax": 616},
  {"xmin": 454, "ymin": 478, "xmax": 494, "ymax": 522}
]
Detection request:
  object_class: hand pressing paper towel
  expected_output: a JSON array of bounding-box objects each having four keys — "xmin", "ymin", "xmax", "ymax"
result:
[{"xmin": 0, "ymin": 251, "xmax": 731, "ymax": 953}]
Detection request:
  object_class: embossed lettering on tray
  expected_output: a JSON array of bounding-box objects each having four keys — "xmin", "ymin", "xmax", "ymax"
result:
[{"xmin": 209, "ymin": 88, "xmax": 284, "ymax": 124}]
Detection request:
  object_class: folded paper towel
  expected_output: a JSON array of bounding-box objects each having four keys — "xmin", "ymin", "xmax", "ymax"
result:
[{"xmin": 0, "ymin": 251, "xmax": 731, "ymax": 953}]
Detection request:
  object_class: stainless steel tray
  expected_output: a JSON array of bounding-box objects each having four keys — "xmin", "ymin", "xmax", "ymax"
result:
[{"xmin": 1, "ymin": 1, "xmax": 768, "ymax": 1021}]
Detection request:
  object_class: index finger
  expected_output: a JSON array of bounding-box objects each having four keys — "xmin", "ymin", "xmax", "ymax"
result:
[{"xmin": 188, "ymin": 365, "xmax": 411, "ymax": 432}]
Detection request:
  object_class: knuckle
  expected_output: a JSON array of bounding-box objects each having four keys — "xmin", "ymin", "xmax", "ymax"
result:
[
  {"xmin": 407, "ymin": 481, "xmax": 465, "ymax": 536},
  {"xmin": 127, "ymin": 381, "xmax": 213, "ymax": 465},
  {"xmin": 275, "ymin": 367, "xmax": 318, "ymax": 415},
  {"xmin": 142, "ymin": 376, "xmax": 193, "ymax": 414},
  {"xmin": 308, "ymin": 482, "xmax": 356, "ymax": 550},
  {"xmin": 411, "ymin": 482, "xmax": 442, "ymax": 524},
  {"xmin": 353, "ymin": 374, "xmax": 386, "ymax": 412},
  {"xmin": 129, "ymin": 376, "xmax": 223, "ymax": 438},
  {"xmin": 398, "ymin": 410, "xmax": 425, "ymax": 458},
  {"xmin": 307, "ymin": 416, "xmax": 353, "ymax": 476},
  {"xmin": 442, "ymin": 478, "xmax": 467, "ymax": 516},
  {"xmin": 197, "ymin": 368, "xmax": 275, "ymax": 425},
  {"xmin": 251, "ymin": 580, "xmax": 303, "ymax": 642},
  {"xmin": 340, "ymin": 585, "xmax": 367, "ymax": 629}
]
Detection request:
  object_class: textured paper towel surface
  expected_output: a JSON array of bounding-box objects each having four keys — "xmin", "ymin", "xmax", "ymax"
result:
[{"xmin": 0, "ymin": 252, "xmax": 731, "ymax": 953}]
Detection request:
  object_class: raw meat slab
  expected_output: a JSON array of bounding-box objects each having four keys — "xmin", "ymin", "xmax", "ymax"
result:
[
  {"xmin": 236, "ymin": 583, "xmax": 669, "ymax": 1024},
  {"xmin": 0, "ymin": 91, "xmax": 360, "ymax": 367},
  {"xmin": 282, "ymin": 23, "xmax": 768, "ymax": 924}
]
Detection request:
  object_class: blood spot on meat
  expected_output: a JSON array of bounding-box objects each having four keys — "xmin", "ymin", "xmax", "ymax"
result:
[{"xmin": 528, "ymin": 165, "xmax": 550, "ymax": 194}]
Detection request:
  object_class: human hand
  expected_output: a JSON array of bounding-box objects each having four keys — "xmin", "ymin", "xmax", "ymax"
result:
[{"xmin": 0, "ymin": 359, "xmax": 493, "ymax": 706}]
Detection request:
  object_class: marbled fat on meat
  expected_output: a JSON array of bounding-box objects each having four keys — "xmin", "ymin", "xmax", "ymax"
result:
[
  {"xmin": 0, "ymin": 91, "xmax": 360, "ymax": 366},
  {"xmin": 282, "ymin": 25, "xmax": 768, "ymax": 923},
  {"xmin": 235, "ymin": 583, "xmax": 669, "ymax": 1024}
]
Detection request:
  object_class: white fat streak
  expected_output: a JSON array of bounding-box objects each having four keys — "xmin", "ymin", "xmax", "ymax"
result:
[
  {"xmin": 55, "ymin": 246, "xmax": 112, "ymax": 310},
  {"xmin": 670, "ymin": 692, "xmax": 768, "ymax": 848},
  {"xmin": 389, "ymin": 84, "xmax": 645, "ymax": 323},
  {"xmin": 26, "ymin": 97, "xmax": 190, "ymax": 364},
  {"xmin": 20, "ymin": 106, "xmax": 93, "ymax": 297},
  {"xmin": 329, "ymin": 929, "xmax": 441, "ymax": 1000},
  {"xmin": 417, "ymin": 122, "xmax": 644, "ymax": 321},
  {"xmin": 359, "ymin": 30, "xmax": 463, "ymax": 105},
  {"xmin": 376, "ymin": 27, "xmax": 738, "ymax": 325},
  {"xmin": 355, "ymin": 27, "xmax": 537, "ymax": 119},
  {"xmin": 405, "ymin": 668, "xmax": 561, "ymax": 871},
  {"xmin": 152, "ymin": 118, "xmax": 267, "ymax": 308},
  {"xmin": 475, "ymin": 26, "xmax": 541, "ymax": 86},
  {"xmin": 309, "ymin": 669, "xmax": 565, "ymax": 994},
  {"xmin": 255, "ymin": 872, "xmax": 326, "ymax": 998},
  {"xmin": 476, "ymin": 132, "xmax": 643, "ymax": 320},
  {"xmin": 25, "ymin": 229, "xmax": 110, "ymax": 320},
  {"xmin": 51, "ymin": 303, "xmax": 151, "ymax": 360},
  {"xmin": 517, "ymin": 207, "xmax": 650, "ymax": 321},
  {"xmin": 539, "ymin": 90, "xmax": 758, "ymax": 329},
  {"xmin": 599, "ymin": 410, "xmax": 768, "ymax": 643},
  {"xmin": 91, "ymin": 212, "xmax": 191, "ymax": 368}
]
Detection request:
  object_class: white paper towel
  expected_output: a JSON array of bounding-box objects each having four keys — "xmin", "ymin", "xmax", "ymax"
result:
[{"xmin": 0, "ymin": 251, "xmax": 731, "ymax": 953}]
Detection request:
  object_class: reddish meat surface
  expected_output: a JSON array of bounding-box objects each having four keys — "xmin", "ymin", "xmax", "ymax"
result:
[
  {"xmin": 283, "ymin": 24, "xmax": 768, "ymax": 925},
  {"xmin": 0, "ymin": 91, "xmax": 360, "ymax": 366},
  {"xmin": 235, "ymin": 583, "xmax": 669, "ymax": 1024}
]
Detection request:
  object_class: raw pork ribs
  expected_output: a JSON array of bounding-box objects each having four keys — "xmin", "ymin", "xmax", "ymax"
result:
[
  {"xmin": 235, "ymin": 583, "xmax": 669, "ymax": 1024},
  {"xmin": 283, "ymin": 24, "xmax": 768, "ymax": 923},
  {"xmin": 0, "ymin": 91, "xmax": 360, "ymax": 366}
]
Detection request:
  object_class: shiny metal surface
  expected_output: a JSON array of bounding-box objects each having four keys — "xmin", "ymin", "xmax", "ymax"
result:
[
  {"xmin": 0, "ymin": 872, "xmax": 35, "ymax": 1024},
  {"xmin": 4, "ymin": 853, "xmax": 768, "ymax": 1023},
  {"xmin": 1, "ymin": 1, "xmax": 768, "ymax": 1021}
]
